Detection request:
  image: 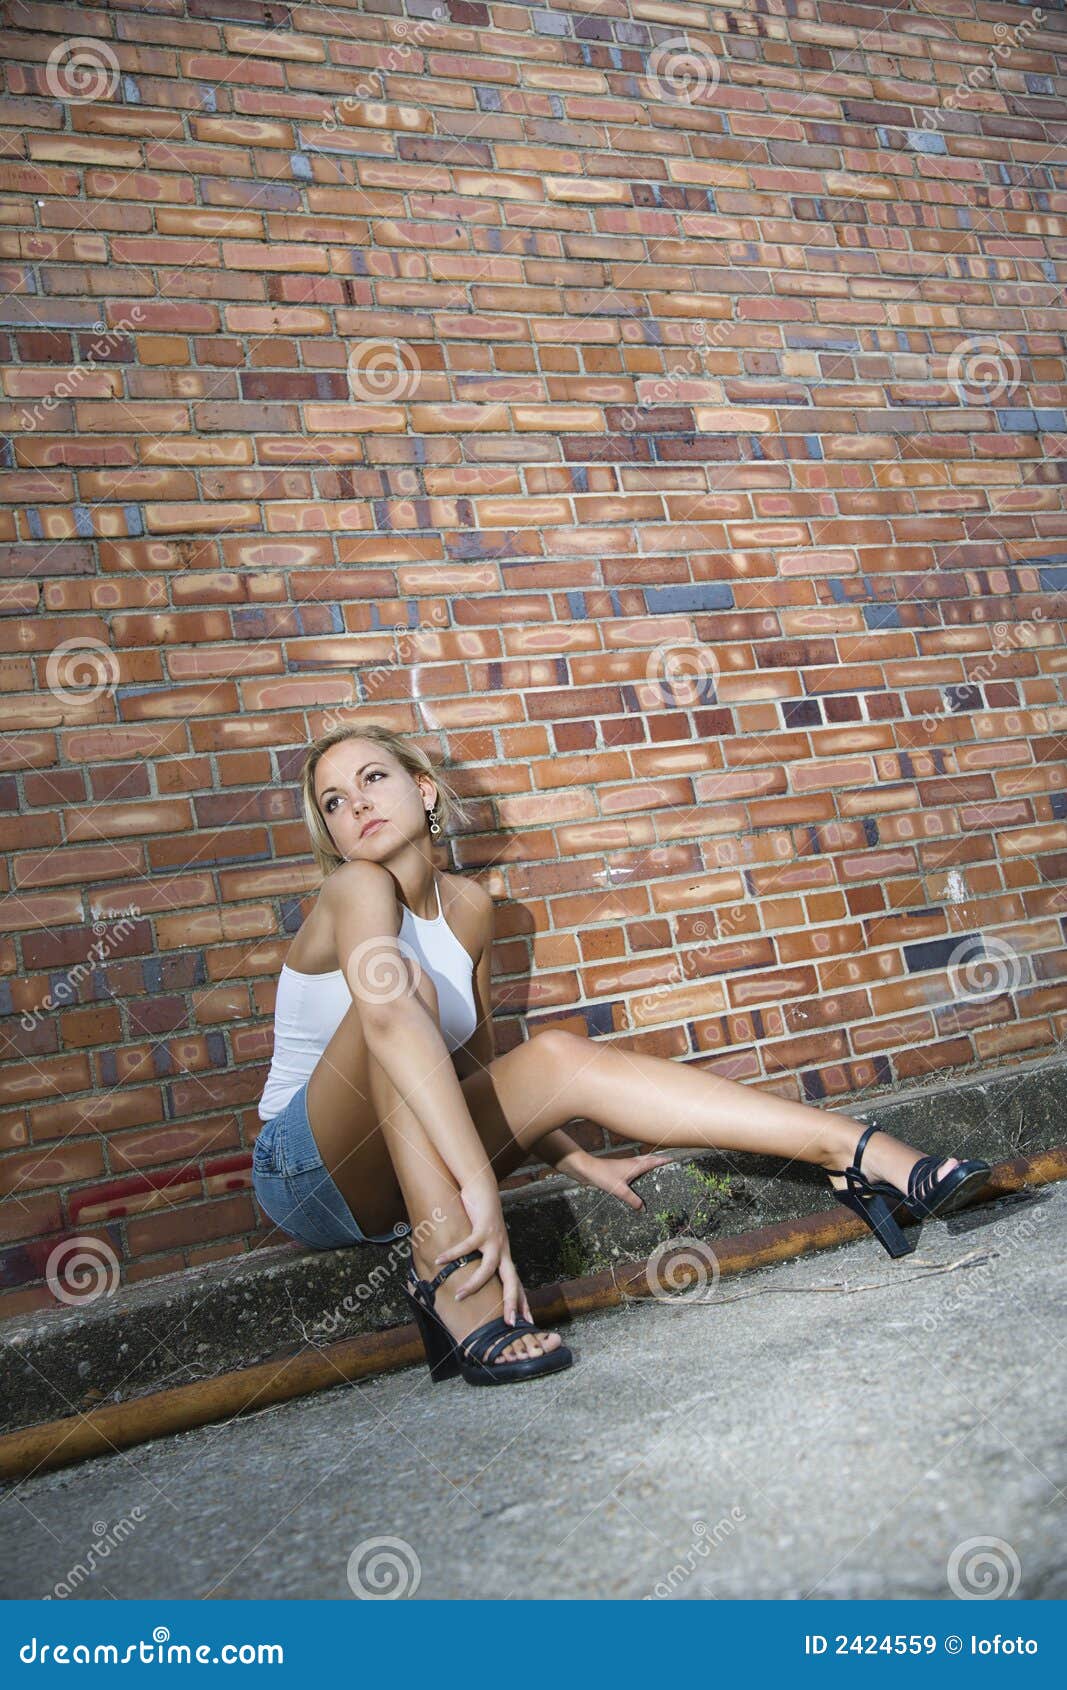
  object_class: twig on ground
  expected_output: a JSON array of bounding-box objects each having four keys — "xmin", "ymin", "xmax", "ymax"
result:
[{"xmin": 613, "ymin": 1248, "xmax": 994, "ymax": 1306}]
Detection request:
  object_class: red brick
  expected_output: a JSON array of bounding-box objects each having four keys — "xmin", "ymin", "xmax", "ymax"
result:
[{"xmin": 0, "ymin": 5, "xmax": 1064, "ymax": 1314}]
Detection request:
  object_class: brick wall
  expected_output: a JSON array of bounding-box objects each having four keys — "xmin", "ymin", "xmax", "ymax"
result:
[{"xmin": 2, "ymin": 0, "xmax": 1066, "ymax": 1318}]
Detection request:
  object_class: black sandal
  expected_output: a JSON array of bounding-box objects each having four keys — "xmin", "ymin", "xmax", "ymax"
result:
[
  {"xmin": 403, "ymin": 1251, "xmax": 574, "ymax": 1386},
  {"xmin": 825, "ymin": 1124, "xmax": 991, "ymax": 1259},
  {"xmin": 902, "ymin": 1148, "xmax": 992, "ymax": 1221}
]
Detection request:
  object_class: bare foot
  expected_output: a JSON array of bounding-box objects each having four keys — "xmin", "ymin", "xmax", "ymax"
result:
[{"xmin": 411, "ymin": 1253, "xmax": 563, "ymax": 1366}]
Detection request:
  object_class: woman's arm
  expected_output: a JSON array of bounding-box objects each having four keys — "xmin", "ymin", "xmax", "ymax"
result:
[{"xmin": 528, "ymin": 1126, "xmax": 592, "ymax": 1177}]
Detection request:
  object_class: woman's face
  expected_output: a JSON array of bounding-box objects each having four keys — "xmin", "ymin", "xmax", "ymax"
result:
[{"xmin": 314, "ymin": 739, "xmax": 434, "ymax": 862}]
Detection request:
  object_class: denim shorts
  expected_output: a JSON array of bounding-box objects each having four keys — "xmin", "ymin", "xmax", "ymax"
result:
[{"xmin": 251, "ymin": 1080, "xmax": 411, "ymax": 1250}]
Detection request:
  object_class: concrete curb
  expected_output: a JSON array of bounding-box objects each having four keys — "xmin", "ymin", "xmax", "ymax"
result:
[
  {"xmin": 2, "ymin": 1144, "xmax": 1065, "ymax": 1482},
  {"xmin": 2, "ymin": 1053, "xmax": 1064, "ymax": 1448}
]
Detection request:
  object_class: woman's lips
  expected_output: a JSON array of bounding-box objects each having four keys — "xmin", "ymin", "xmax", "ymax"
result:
[{"xmin": 360, "ymin": 819, "xmax": 385, "ymax": 838}]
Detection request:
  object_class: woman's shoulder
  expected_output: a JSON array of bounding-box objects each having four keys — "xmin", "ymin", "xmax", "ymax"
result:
[
  {"xmin": 285, "ymin": 863, "xmax": 400, "ymax": 972},
  {"xmin": 438, "ymin": 871, "xmax": 492, "ymax": 954},
  {"xmin": 440, "ymin": 868, "xmax": 491, "ymax": 916}
]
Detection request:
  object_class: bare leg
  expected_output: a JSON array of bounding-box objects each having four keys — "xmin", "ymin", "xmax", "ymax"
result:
[
  {"xmin": 303, "ymin": 975, "xmax": 561, "ymax": 1365},
  {"xmin": 364, "ymin": 1044, "xmax": 562, "ymax": 1363},
  {"xmin": 483, "ymin": 1031, "xmax": 958, "ymax": 1195}
]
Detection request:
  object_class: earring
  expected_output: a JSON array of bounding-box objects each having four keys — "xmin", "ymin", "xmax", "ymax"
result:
[{"xmin": 427, "ymin": 803, "xmax": 441, "ymax": 837}]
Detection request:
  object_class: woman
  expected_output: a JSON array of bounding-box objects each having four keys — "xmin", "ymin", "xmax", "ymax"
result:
[{"xmin": 252, "ymin": 722, "xmax": 992, "ymax": 1388}]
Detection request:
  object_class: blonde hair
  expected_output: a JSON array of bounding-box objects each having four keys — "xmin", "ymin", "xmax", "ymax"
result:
[{"xmin": 300, "ymin": 722, "xmax": 471, "ymax": 881}]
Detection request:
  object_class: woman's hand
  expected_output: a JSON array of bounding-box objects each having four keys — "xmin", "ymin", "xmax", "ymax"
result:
[
  {"xmin": 562, "ymin": 1149, "xmax": 673, "ymax": 1210},
  {"xmin": 435, "ymin": 1172, "xmax": 526, "ymax": 1325}
]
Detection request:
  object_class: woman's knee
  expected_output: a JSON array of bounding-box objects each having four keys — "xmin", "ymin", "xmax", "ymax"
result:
[
  {"xmin": 350, "ymin": 965, "xmax": 438, "ymax": 1051},
  {"xmin": 525, "ymin": 1027, "xmax": 588, "ymax": 1078}
]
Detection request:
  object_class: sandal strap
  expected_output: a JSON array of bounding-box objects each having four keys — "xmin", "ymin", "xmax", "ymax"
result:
[
  {"xmin": 830, "ymin": 1160, "xmax": 901, "ymax": 1206},
  {"xmin": 907, "ymin": 1153, "xmax": 943, "ymax": 1204},
  {"xmin": 428, "ymin": 1251, "xmax": 480, "ymax": 1297},
  {"xmin": 481, "ymin": 1321, "xmax": 542, "ymax": 1367},
  {"xmin": 457, "ymin": 1314, "xmax": 541, "ymax": 1368},
  {"xmin": 826, "ymin": 1123, "xmax": 881, "ymax": 1182},
  {"xmin": 408, "ymin": 1251, "xmax": 481, "ymax": 1303},
  {"xmin": 851, "ymin": 1123, "xmax": 879, "ymax": 1174}
]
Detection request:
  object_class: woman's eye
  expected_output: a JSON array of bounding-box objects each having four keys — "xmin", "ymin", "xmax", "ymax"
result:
[{"xmin": 325, "ymin": 771, "xmax": 384, "ymax": 812}]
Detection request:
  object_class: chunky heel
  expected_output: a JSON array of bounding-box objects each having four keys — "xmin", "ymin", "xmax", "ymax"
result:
[
  {"xmin": 406, "ymin": 1294, "xmax": 461, "ymax": 1383},
  {"xmin": 858, "ymin": 1189, "xmax": 912, "ymax": 1259},
  {"xmin": 826, "ymin": 1123, "xmax": 917, "ymax": 1258},
  {"xmin": 402, "ymin": 1251, "xmax": 574, "ymax": 1387}
]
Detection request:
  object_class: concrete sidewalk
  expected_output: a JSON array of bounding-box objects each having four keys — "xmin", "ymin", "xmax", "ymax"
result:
[{"xmin": 1, "ymin": 1174, "xmax": 1062, "ymax": 1600}]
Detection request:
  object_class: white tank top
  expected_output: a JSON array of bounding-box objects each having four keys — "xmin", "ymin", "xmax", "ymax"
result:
[{"xmin": 258, "ymin": 874, "xmax": 479, "ymax": 1122}]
